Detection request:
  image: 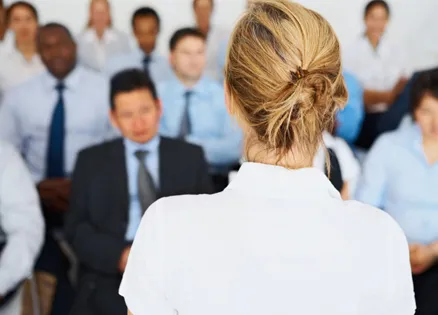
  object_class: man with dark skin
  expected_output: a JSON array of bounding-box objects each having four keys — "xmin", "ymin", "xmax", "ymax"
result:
[{"xmin": 0, "ymin": 23, "xmax": 112, "ymax": 314}]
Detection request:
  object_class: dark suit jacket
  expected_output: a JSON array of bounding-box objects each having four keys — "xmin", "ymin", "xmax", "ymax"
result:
[{"xmin": 65, "ymin": 136, "xmax": 213, "ymax": 315}]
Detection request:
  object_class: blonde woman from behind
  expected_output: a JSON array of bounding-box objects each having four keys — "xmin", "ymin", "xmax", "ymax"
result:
[{"xmin": 120, "ymin": 1, "xmax": 415, "ymax": 314}]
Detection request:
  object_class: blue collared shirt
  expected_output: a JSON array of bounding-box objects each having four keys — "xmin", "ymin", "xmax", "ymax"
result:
[
  {"xmin": 105, "ymin": 48, "xmax": 172, "ymax": 84},
  {"xmin": 158, "ymin": 75, "xmax": 243, "ymax": 169},
  {"xmin": 0, "ymin": 66, "xmax": 115, "ymax": 182},
  {"xmin": 356, "ymin": 124, "xmax": 438, "ymax": 244},
  {"xmin": 336, "ymin": 72, "xmax": 364, "ymax": 144},
  {"xmin": 124, "ymin": 136, "xmax": 160, "ymax": 241}
]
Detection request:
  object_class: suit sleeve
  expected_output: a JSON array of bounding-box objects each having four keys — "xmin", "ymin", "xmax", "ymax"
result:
[
  {"xmin": 195, "ymin": 147, "xmax": 215, "ymax": 194},
  {"xmin": 65, "ymin": 150, "xmax": 126, "ymax": 275}
]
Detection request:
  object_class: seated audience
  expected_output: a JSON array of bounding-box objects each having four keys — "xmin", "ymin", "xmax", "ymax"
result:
[
  {"xmin": 77, "ymin": 0, "xmax": 131, "ymax": 72},
  {"xmin": 344, "ymin": 0, "xmax": 411, "ymax": 150},
  {"xmin": 65, "ymin": 69, "xmax": 213, "ymax": 315},
  {"xmin": 0, "ymin": 141, "xmax": 44, "ymax": 315},
  {"xmin": 106, "ymin": 7, "xmax": 171, "ymax": 83},
  {"xmin": 0, "ymin": 1, "xmax": 45, "ymax": 96},
  {"xmin": 0, "ymin": 23, "xmax": 113, "ymax": 315},
  {"xmin": 193, "ymin": 0, "xmax": 229, "ymax": 81},
  {"xmin": 336, "ymin": 72, "xmax": 364, "ymax": 145},
  {"xmin": 158, "ymin": 28, "xmax": 242, "ymax": 192},
  {"xmin": 356, "ymin": 69, "xmax": 438, "ymax": 315}
]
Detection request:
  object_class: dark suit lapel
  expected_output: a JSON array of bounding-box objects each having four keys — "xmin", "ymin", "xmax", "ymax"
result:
[
  {"xmin": 158, "ymin": 137, "xmax": 173, "ymax": 198},
  {"xmin": 110, "ymin": 139, "xmax": 130, "ymax": 218}
]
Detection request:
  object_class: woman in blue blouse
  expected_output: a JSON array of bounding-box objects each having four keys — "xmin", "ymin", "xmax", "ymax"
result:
[{"xmin": 356, "ymin": 69, "xmax": 438, "ymax": 315}]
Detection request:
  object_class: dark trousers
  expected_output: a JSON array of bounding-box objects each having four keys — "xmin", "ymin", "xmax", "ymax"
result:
[
  {"xmin": 355, "ymin": 76, "xmax": 415, "ymax": 150},
  {"xmin": 413, "ymin": 265, "xmax": 438, "ymax": 315},
  {"xmin": 35, "ymin": 212, "xmax": 75, "ymax": 315}
]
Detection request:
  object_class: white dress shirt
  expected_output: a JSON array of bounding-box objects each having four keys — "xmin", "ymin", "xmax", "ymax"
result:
[
  {"xmin": 105, "ymin": 48, "xmax": 172, "ymax": 84},
  {"xmin": 0, "ymin": 66, "xmax": 114, "ymax": 182},
  {"xmin": 0, "ymin": 140, "xmax": 44, "ymax": 296},
  {"xmin": 0, "ymin": 46, "xmax": 45, "ymax": 96},
  {"xmin": 204, "ymin": 25, "xmax": 230, "ymax": 81},
  {"xmin": 343, "ymin": 35, "xmax": 410, "ymax": 113},
  {"xmin": 314, "ymin": 132, "xmax": 361, "ymax": 197},
  {"xmin": 120, "ymin": 162, "xmax": 415, "ymax": 315},
  {"xmin": 77, "ymin": 28, "xmax": 131, "ymax": 72}
]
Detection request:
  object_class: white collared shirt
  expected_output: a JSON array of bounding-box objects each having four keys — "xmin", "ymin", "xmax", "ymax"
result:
[
  {"xmin": 120, "ymin": 162, "xmax": 415, "ymax": 315},
  {"xmin": 343, "ymin": 35, "xmax": 410, "ymax": 113},
  {"xmin": 0, "ymin": 45, "xmax": 45, "ymax": 96},
  {"xmin": 314, "ymin": 132, "xmax": 361, "ymax": 197},
  {"xmin": 204, "ymin": 25, "xmax": 230, "ymax": 81},
  {"xmin": 77, "ymin": 28, "xmax": 132, "ymax": 72}
]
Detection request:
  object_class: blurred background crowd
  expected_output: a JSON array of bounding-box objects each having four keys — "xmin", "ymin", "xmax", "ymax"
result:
[{"xmin": 0, "ymin": 0, "xmax": 437, "ymax": 315}]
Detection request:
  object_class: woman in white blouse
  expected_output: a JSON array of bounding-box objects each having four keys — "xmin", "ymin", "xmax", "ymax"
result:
[
  {"xmin": 120, "ymin": 1, "xmax": 415, "ymax": 314},
  {"xmin": 77, "ymin": 0, "xmax": 131, "ymax": 72},
  {"xmin": 344, "ymin": 0, "xmax": 410, "ymax": 151}
]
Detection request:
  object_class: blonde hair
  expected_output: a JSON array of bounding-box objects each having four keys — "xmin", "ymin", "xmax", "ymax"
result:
[
  {"xmin": 225, "ymin": 0, "xmax": 347, "ymax": 166},
  {"xmin": 87, "ymin": 0, "xmax": 112, "ymax": 28}
]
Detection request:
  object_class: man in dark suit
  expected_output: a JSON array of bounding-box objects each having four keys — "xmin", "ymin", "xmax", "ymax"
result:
[{"xmin": 65, "ymin": 69, "xmax": 213, "ymax": 315}]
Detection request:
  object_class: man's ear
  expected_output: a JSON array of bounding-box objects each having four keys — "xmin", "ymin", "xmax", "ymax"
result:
[{"xmin": 108, "ymin": 109, "xmax": 119, "ymax": 130}]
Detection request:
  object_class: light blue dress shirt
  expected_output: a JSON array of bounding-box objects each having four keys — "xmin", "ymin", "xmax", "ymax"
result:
[
  {"xmin": 336, "ymin": 72, "xmax": 364, "ymax": 144},
  {"xmin": 158, "ymin": 75, "xmax": 243, "ymax": 169},
  {"xmin": 0, "ymin": 66, "xmax": 114, "ymax": 182},
  {"xmin": 356, "ymin": 124, "xmax": 438, "ymax": 244},
  {"xmin": 124, "ymin": 136, "xmax": 160, "ymax": 241},
  {"xmin": 105, "ymin": 48, "xmax": 172, "ymax": 84}
]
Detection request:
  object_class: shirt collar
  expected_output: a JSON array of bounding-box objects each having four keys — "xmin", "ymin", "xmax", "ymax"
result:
[
  {"xmin": 124, "ymin": 135, "xmax": 161, "ymax": 157},
  {"xmin": 133, "ymin": 47, "xmax": 157, "ymax": 61},
  {"xmin": 82, "ymin": 28, "xmax": 118, "ymax": 42},
  {"xmin": 42, "ymin": 64, "xmax": 83, "ymax": 92},
  {"xmin": 169, "ymin": 74, "xmax": 210, "ymax": 96},
  {"xmin": 226, "ymin": 162, "xmax": 341, "ymax": 200}
]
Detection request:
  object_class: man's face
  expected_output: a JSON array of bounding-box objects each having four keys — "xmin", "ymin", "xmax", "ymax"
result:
[
  {"xmin": 8, "ymin": 5, "xmax": 38, "ymax": 43},
  {"xmin": 38, "ymin": 27, "xmax": 77, "ymax": 79},
  {"xmin": 133, "ymin": 16, "xmax": 158, "ymax": 55},
  {"xmin": 194, "ymin": 0, "xmax": 212, "ymax": 32},
  {"xmin": 110, "ymin": 89, "xmax": 162, "ymax": 144},
  {"xmin": 170, "ymin": 36, "xmax": 206, "ymax": 82}
]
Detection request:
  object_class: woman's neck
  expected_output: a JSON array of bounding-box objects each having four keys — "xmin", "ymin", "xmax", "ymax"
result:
[
  {"xmin": 245, "ymin": 138, "xmax": 314, "ymax": 170},
  {"xmin": 423, "ymin": 137, "xmax": 438, "ymax": 165},
  {"xmin": 365, "ymin": 32, "xmax": 381, "ymax": 49},
  {"xmin": 94, "ymin": 26, "xmax": 106, "ymax": 40},
  {"xmin": 16, "ymin": 40, "xmax": 37, "ymax": 62}
]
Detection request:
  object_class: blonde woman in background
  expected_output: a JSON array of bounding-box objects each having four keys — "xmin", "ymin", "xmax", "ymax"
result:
[
  {"xmin": 77, "ymin": 0, "xmax": 130, "ymax": 72},
  {"xmin": 120, "ymin": 1, "xmax": 415, "ymax": 314}
]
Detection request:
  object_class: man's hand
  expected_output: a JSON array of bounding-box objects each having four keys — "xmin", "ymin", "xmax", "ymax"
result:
[
  {"xmin": 37, "ymin": 178, "xmax": 71, "ymax": 212},
  {"xmin": 119, "ymin": 247, "xmax": 131, "ymax": 273},
  {"xmin": 410, "ymin": 244, "xmax": 437, "ymax": 275}
]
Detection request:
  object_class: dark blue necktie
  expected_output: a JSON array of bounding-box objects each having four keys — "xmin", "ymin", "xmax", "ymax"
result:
[
  {"xmin": 46, "ymin": 82, "xmax": 66, "ymax": 178},
  {"xmin": 179, "ymin": 90, "xmax": 193, "ymax": 139},
  {"xmin": 143, "ymin": 55, "xmax": 151, "ymax": 79}
]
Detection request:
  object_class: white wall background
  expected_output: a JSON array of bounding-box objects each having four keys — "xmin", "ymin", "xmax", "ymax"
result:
[{"xmin": 5, "ymin": 0, "xmax": 438, "ymax": 71}]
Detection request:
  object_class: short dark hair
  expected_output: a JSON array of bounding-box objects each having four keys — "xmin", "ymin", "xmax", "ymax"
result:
[
  {"xmin": 193, "ymin": 0, "xmax": 214, "ymax": 9},
  {"xmin": 364, "ymin": 0, "xmax": 390, "ymax": 18},
  {"xmin": 131, "ymin": 7, "xmax": 160, "ymax": 31},
  {"xmin": 6, "ymin": 1, "xmax": 38, "ymax": 24},
  {"xmin": 169, "ymin": 27, "xmax": 206, "ymax": 51},
  {"xmin": 110, "ymin": 69, "xmax": 158, "ymax": 110},
  {"xmin": 410, "ymin": 69, "xmax": 438, "ymax": 117},
  {"xmin": 39, "ymin": 23, "xmax": 74, "ymax": 41}
]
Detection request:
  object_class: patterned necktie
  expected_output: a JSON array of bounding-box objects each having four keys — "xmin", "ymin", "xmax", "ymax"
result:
[
  {"xmin": 46, "ymin": 82, "xmax": 66, "ymax": 178},
  {"xmin": 143, "ymin": 55, "xmax": 151, "ymax": 79},
  {"xmin": 134, "ymin": 150, "xmax": 157, "ymax": 214},
  {"xmin": 179, "ymin": 90, "xmax": 193, "ymax": 139}
]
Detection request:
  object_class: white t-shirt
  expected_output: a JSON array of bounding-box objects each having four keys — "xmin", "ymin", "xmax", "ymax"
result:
[
  {"xmin": 120, "ymin": 162, "xmax": 415, "ymax": 315},
  {"xmin": 314, "ymin": 132, "xmax": 361, "ymax": 197},
  {"xmin": 343, "ymin": 34, "xmax": 410, "ymax": 113}
]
